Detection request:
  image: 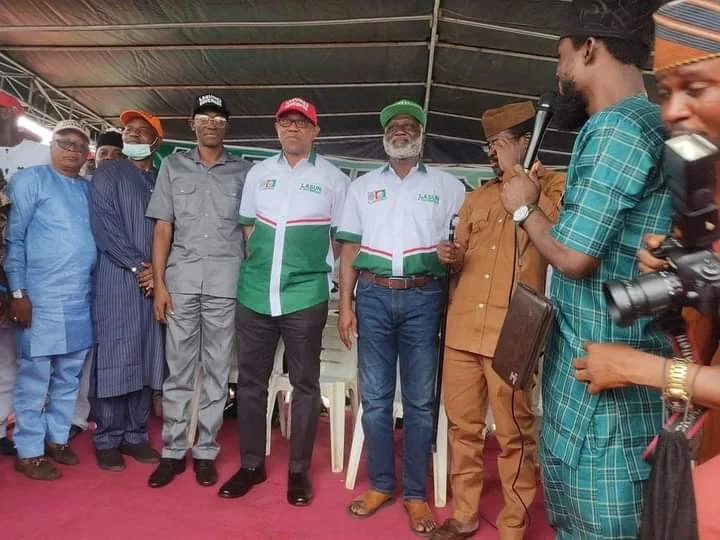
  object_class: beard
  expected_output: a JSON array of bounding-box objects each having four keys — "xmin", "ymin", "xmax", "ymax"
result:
[
  {"xmin": 383, "ymin": 134, "xmax": 422, "ymax": 160},
  {"xmin": 555, "ymin": 78, "xmax": 590, "ymax": 131}
]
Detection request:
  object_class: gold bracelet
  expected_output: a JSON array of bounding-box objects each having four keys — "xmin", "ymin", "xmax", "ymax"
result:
[{"xmin": 663, "ymin": 358, "xmax": 691, "ymax": 411}]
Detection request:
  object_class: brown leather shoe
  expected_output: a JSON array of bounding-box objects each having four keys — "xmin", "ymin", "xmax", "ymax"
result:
[
  {"xmin": 430, "ymin": 519, "xmax": 478, "ymax": 540},
  {"xmin": 46, "ymin": 443, "xmax": 79, "ymax": 465},
  {"xmin": 15, "ymin": 457, "xmax": 62, "ymax": 480}
]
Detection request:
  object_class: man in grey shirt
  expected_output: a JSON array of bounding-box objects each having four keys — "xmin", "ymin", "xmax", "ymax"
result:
[{"xmin": 145, "ymin": 94, "xmax": 251, "ymax": 488}]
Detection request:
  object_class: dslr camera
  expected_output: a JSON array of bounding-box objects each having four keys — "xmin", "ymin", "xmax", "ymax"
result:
[{"xmin": 604, "ymin": 133, "xmax": 720, "ymax": 326}]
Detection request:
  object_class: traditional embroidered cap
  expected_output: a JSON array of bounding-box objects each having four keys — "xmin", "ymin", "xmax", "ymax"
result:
[
  {"xmin": 192, "ymin": 93, "xmax": 231, "ymax": 118},
  {"xmin": 554, "ymin": 0, "xmax": 661, "ymax": 47},
  {"xmin": 52, "ymin": 119, "xmax": 90, "ymax": 142},
  {"xmin": 275, "ymin": 97, "xmax": 318, "ymax": 125},
  {"xmin": 480, "ymin": 101, "xmax": 536, "ymax": 139},
  {"xmin": 119, "ymin": 109, "xmax": 164, "ymax": 139},
  {"xmin": 0, "ymin": 90, "xmax": 25, "ymax": 114},
  {"xmin": 96, "ymin": 130, "xmax": 123, "ymax": 149},
  {"xmin": 653, "ymin": 0, "xmax": 720, "ymax": 73},
  {"xmin": 379, "ymin": 99, "xmax": 426, "ymax": 129}
]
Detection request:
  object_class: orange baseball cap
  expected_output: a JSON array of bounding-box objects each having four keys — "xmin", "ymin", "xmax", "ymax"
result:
[{"xmin": 119, "ymin": 109, "xmax": 164, "ymax": 139}]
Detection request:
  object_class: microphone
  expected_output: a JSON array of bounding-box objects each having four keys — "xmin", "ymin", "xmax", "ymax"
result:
[
  {"xmin": 449, "ymin": 214, "xmax": 459, "ymax": 243},
  {"xmin": 522, "ymin": 92, "xmax": 555, "ymax": 171}
]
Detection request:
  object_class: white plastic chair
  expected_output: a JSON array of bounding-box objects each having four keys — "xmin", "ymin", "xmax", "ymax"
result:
[
  {"xmin": 266, "ymin": 327, "xmax": 359, "ymax": 473},
  {"xmin": 344, "ymin": 369, "xmax": 449, "ymax": 508}
]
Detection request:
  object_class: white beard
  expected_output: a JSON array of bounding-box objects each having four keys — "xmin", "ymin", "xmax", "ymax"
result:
[{"xmin": 383, "ymin": 134, "xmax": 422, "ymax": 160}]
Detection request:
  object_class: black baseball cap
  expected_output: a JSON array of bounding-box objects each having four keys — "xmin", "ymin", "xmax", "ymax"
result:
[{"xmin": 192, "ymin": 94, "xmax": 231, "ymax": 118}]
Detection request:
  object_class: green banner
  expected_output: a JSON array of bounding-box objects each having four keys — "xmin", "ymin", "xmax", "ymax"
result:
[{"xmin": 154, "ymin": 140, "xmax": 497, "ymax": 190}]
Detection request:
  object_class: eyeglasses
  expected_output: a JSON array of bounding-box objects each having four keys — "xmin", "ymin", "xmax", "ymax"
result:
[
  {"xmin": 54, "ymin": 138, "xmax": 89, "ymax": 154},
  {"xmin": 194, "ymin": 114, "xmax": 228, "ymax": 127},
  {"xmin": 277, "ymin": 117, "xmax": 312, "ymax": 129}
]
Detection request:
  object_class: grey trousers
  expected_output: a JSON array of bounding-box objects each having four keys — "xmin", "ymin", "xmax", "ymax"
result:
[
  {"xmin": 0, "ymin": 327, "xmax": 16, "ymax": 438},
  {"xmin": 236, "ymin": 301, "xmax": 328, "ymax": 473},
  {"xmin": 161, "ymin": 293, "xmax": 236, "ymax": 460}
]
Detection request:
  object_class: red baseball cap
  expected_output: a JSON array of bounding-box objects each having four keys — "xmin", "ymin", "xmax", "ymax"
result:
[
  {"xmin": 275, "ymin": 97, "xmax": 318, "ymax": 125},
  {"xmin": 0, "ymin": 90, "xmax": 25, "ymax": 115}
]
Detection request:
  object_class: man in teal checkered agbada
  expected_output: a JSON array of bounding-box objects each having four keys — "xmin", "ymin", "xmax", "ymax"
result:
[{"xmin": 499, "ymin": 1, "xmax": 672, "ymax": 537}]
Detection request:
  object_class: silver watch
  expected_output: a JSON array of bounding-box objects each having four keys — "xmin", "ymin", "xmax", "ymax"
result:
[
  {"xmin": 11, "ymin": 289, "xmax": 25, "ymax": 299},
  {"xmin": 512, "ymin": 204, "xmax": 538, "ymax": 224}
]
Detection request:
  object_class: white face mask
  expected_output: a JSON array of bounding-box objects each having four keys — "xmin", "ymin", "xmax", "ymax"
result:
[
  {"xmin": 383, "ymin": 133, "xmax": 423, "ymax": 160},
  {"xmin": 122, "ymin": 142, "xmax": 152, "ymax": 160}
]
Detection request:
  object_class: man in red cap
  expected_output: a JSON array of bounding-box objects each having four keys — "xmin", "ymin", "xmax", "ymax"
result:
[
  {"xmin": 218, "ymin": 97, "xmax": 349, "ymax": 506},
  {"xmin": 0, "ymin": 90, "xmax": 50, "ymax": 457}
]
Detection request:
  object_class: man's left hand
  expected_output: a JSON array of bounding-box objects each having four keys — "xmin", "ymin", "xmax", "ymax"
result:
[
  {"xmin": 500, "ymin": 164, "xmax": 541, "ymax": 214},
  {"xmin": 573, "ymin": 342, "xmax": 638, "ymax": 394}
]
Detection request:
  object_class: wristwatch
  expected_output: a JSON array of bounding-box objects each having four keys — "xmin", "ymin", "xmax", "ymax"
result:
[
  {"xmin": 512, "ymin": 204, "xmax": 538, "ymax": 224},
  {"xmin": 11, "ymin": 289, "xmax": 25, "ymax": 299}
]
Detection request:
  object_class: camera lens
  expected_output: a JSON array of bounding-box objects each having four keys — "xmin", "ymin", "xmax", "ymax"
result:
[{"xmin": 604, "ymin": 271, "xmax": 685, "ymax": 327}]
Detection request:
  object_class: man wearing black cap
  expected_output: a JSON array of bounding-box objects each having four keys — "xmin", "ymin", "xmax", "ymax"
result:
[
  {"xmin": 95, "ymin": 130, "xmax": 123, "ymax": 167},
  {"xmin": 147, "ymin": 94, "xmax": 251, "ymax": 488},
  {"xmin": 70, "ymin": 129, "xmax": 125, "ymax": 440},
  {"xmin": 500, "ymin": 1, "xmax": 671, "ymax": 538},
  {"xmin": 88, "ymin": 110, "xmax": 165, "ymax": 471}
]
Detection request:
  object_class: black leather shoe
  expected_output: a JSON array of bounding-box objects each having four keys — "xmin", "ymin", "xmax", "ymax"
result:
[
  {"xmin": 148, "ymin": 458, "xmax": 185, "ymax": 488},
  {"xmin": 120, "ymin": 442, "xmax": 160, "ymax": 464},
  {"xmin": 217, "ymin": 465, "xmax": 267, "ymax": 499},
  {"xmin": 96, "ymin": 448, "xmax": 126, "ymax": 471},
  {"xmin": 287, "ymin": 471, "xmax": 313, "ymax": 506},
  {"xmin": 0, "ymin": 437, "xmax": 16, "ymax": 456},
  {"xmin": 193, "ymin": 458, "xmax": 217, "ymax": 486}
]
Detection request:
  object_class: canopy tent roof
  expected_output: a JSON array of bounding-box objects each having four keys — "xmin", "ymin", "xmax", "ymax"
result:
[{"xmin": 0, "ymin": 0, "xmax": 660, "ymax": 166}]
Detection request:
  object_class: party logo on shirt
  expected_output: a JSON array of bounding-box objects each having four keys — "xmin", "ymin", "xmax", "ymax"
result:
[
  {"xmin": 417, "ymin": 193, "xmax": 440, "ymax": 205},
  {"xmin": 299, "ymin": 183, "xmax": 322, "ymax": 194},
  {"xmin": 368, "ymin": 189, "xmax": 387, "ymax": 204},
  {"xmin": 261, "ymin": 178, "xmax": 277, "ymax": 191}
]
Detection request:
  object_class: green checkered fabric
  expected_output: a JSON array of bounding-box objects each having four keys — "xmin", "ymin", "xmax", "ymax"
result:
[
  {"xmin": 541, "ymin": 399, "xmax": 646, "ymax": 539},
  {"xmin": 541, "ymin": 95, "xmax": 672, "ymax": 517}
]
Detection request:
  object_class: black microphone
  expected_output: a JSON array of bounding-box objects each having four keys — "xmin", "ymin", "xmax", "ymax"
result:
[
  {"xmin": 448, "ymin": 214, "xmax": 459, "ymax": 243},
  {"xmin": 522, "ymin": 92, "xmax": 555, "ymax": 171}
]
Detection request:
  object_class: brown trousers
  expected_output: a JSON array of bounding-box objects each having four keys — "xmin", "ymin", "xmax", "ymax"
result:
[{"xmin": 444, "ymin": 347, "xmax": 538, "ymax": 540}]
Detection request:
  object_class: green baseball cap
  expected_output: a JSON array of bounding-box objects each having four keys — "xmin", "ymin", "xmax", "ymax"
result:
[{"xmin": 380, "ymin": 99, "xmax": 426, "ymax": 129}]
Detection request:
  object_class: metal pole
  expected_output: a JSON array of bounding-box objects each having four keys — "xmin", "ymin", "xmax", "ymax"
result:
[{"xmin": 433, "ymin": 214, "xmax": 457, "ymax": 453}]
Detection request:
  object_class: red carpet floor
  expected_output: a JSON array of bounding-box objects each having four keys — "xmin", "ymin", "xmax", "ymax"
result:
[{"xmin": 0, "ymin": 416, "xmax": 553, "ymax": 539}]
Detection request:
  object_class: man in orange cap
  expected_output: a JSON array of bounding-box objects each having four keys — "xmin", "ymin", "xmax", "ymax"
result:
[
  {"xmin": 431, "ymin": 102, "xmax": 565, "ymax": 540},
  {"xmin": 87, "ymin": 109, "xmax": 165, "ymax": 471}
]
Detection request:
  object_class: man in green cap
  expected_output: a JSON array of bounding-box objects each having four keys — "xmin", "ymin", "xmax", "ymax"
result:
[{"xmin": 337, "ymin": 99, "xmax": 465, "ymax": 535}]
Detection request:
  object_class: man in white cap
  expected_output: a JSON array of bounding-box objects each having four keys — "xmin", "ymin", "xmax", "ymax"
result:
[
  {"xmin": 0, "ymin": 90, "xmax": 50, "ymax": 457},
  {"xmin": 5, "ymin": 119, "xmax": 96, "ymax": 480}
]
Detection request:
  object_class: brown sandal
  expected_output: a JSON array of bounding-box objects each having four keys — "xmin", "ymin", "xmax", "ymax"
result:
[
  {"xmin": 347, "ymin": 489, "xmax": 394, "ymax": 518},
  {"xmin": 403, "ymin": 500, "xmax": 437, "ymax": 537}
]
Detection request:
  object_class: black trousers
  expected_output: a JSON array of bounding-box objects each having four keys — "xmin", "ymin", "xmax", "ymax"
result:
[{"xmin": 235, "ymin": 301, "xmax": 328, "ymax": 473}]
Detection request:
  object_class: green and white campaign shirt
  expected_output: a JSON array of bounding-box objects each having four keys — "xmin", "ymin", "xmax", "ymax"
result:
[
  {"xmin": 237, "ymin": 151, "xmax": 350, "ymax": 316},
  {"xmin": 337, "ymin": 163, "xmax": 465, "ymax": 277}
]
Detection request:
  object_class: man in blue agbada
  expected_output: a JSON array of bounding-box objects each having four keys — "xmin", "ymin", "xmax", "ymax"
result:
[
  {"xmin": 5, "ymin": 119, "xmax": 96, "ymax": 481},
  {"xmin": 88, "ymin": 110, "xmax": 165, "ymax": 472}
]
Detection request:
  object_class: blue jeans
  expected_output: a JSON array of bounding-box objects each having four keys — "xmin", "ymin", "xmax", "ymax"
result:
[
  {"xmin": 356, "ymin": 276, "xmax": 443, "ymax": 500},
  {"xmin": 14, "ymin": 349, "xmax": 88, "ymax": 458}
]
